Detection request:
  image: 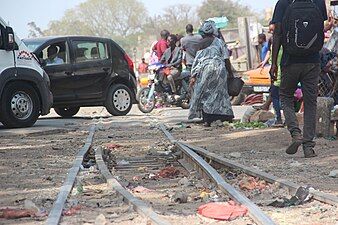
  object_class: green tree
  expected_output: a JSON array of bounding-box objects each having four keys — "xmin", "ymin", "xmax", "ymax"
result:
[
  {"xmin": 197, "ymin": 0, "xmax": 256, "ymax": 28},
  {"xmin": 43, "ymin": 0, "xmax": 147, "ymax": 54}
]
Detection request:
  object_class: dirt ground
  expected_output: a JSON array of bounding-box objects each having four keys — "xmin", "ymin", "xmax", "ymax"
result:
[
  {"xmin": 0, "ymin": 106, "xmax": 337, "ymax": 225},
  {"xmin": 169, "ymin": 123, "xmax": 338, "ymax": 194}
]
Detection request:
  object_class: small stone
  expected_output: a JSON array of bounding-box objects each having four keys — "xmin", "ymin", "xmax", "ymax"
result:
[
  {"xmin": 171, "ymin": 191, "xmax": 188, "ymax": 203},
  {"xmin": 95, "ymin": 214, "xmax": 106, "ymax": 225},
  {"xmin": 178, "ymin": 177, "xmax": 190, "ymax": 187},
  {"xmin": 290, "ymin": 161, "xmax": 302, "ymax": 167},
  {"xmin": 229, "ymin": 152, "xmax": 241, "ymax": 158},
  {"xmin": 328, "ymin": 170, "xmax": 338, "ymax": 178}
]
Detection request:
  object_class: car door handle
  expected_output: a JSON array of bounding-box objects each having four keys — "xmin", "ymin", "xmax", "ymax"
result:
[
  {"xmin": 65, "ymin": 71, "xmax": 74, "ymax": 76},
  {"xmin": 103, "ymin": 67, "xmax": 110, "ymax": 72}
]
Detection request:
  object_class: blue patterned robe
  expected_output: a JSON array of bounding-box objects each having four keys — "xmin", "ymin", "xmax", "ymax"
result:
[{"xmin": 188, "ymin": 38, "xmax": 234, "ymax": 120}]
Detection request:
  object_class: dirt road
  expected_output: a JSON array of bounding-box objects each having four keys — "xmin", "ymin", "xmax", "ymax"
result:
[{"xmin": 0, "ymin": 106, "xmax": 337, "ymax": 224}]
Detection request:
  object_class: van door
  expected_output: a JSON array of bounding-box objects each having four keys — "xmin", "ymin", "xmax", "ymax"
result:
[
  {"xmin": 39, "ymin": 40, "xmax": 75, "ymax": 103},
  {"xmin": 70, "ymin": 39, "xmax": 112, "ymax": 100}
]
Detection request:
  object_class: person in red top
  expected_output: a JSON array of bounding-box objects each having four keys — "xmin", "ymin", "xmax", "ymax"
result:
[
  {"xmin": 137, "ymin": 57, "xmax": 147, "ymax": 73},
  {"xmin": 136, "ymin": 57, "xmax": 148, "ymax": 89},
  {"xmin": 153, "ymin": 30, "xmax": 170, "ymax": 61}
]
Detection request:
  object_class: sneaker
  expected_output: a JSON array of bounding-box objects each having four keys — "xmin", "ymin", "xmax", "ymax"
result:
[
  {"xmin": 303, "ymin": 147, "xmax": 317, "ymax": 158},
  {"xmin": 286, "ymin": 136, "xmax": 303, "ymax": 155}
]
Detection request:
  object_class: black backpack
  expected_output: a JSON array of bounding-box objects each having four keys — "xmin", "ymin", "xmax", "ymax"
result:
[{"xmin": 282, "ymin": 0, "xmax": 324, "ymax": 56}]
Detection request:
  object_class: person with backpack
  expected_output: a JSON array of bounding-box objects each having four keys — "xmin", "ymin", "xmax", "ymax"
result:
[{"xmin": 270, "ymin": 0, "xmax": 330, "ymax": 158}]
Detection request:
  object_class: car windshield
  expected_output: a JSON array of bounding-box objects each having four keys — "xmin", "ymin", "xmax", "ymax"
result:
[{"xmin": 22, "ymin": 40, "xmax": 44, "ymax": 52}]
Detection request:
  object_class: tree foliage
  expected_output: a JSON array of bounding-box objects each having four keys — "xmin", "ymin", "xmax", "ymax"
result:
[
  {"xmin": 197, "ymin": 0, "xmax": 256, "ymax": 28},
  {"xmin": 30, "ymin": 0, "xmax": 258, "ymax": 55}
]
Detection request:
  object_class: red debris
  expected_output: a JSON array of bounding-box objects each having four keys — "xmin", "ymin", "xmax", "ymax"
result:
[
  {"xmin": 157, "ymin": 167, "xmax": 180, "ymax": 178},
  {"xmin": 103, "ymin": 144, "xmax": 122, "ymax": 149},
  {"xmin": 239, "ymin": 177, "xmax": 269, "ymax": 191},
  {"xmin": 198, "ymin": 201, "xmax": 248, "ymax": 221},
  {"xmin": 63, "ymin": 204, "xmax": 81, "ymax": 216},
  {"xmin": 0, "ymin": 209, "xmax": 47, "ymax": 219}
]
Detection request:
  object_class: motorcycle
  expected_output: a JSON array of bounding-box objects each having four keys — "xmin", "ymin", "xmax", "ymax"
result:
[{"xmin": 137, "ymin": 63, "xmax": 191, "ymax": 113}]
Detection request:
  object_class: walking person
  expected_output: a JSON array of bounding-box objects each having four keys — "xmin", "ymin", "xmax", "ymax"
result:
[
  {"xmin": 180, "ymin": 24, "xmax": 202, "ymax": 71},
  {"xmin": 270, "ymin": 0, "xmax": 329, "ymax": 157},
  {"xmin": 189, "ymin": 20, "xmax": 234, "ymax": 126}
]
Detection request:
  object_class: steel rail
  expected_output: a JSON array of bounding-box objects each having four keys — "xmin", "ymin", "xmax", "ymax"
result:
[
  {"xmin": 182, "ymin": 142, "xmax": 338, "ymax": 207},
  {"xmin": 95, "ymin": 146, "xmax": 172, "ymax": 225},
  {"xmin": 159, "ymin": 124, "xmax": 276, "ymax": 225},
  {"xmin": 46, "ymin": 125, "xmax": 96, "ymax": 225}
]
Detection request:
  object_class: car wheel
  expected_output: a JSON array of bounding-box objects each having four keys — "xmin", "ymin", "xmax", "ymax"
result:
[
  {"xmin": 54, "ymin": 107, "xmax": 80, "ymax": 118},
  {"xmin": 105, "ymin": 84, "xmax": 132, "ymax": 116},
  {"xmin": 0, "ymin": 82, "xmax": 40, "ymax": 128}
]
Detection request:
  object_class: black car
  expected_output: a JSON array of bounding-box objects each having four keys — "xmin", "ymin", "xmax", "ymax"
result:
[{"xmin": 23, "ymin": 36, "xmax": 137, "ymax": 117}]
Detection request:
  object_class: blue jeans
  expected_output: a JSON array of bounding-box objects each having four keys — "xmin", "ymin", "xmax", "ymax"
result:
[{"xmin": 270, "ymin": 85, "xmax": 282, "ymax": 122}]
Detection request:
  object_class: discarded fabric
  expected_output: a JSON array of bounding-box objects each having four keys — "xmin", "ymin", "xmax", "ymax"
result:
[{"xmin": 198, "ymin": 201, "xmax": 248, "ymax": 220}]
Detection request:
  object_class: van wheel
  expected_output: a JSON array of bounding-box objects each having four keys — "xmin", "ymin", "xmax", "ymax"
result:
[
  {"xmin": 0, "ymin": 82, "xmax": 40, "ymax": 128},
  {"xmin": 54, "ymin": 107, "xmax": 80, "ymax": 117},
  {"xmin": 105, "ymin": 84, "xmax": 132, "ymax": 116}
]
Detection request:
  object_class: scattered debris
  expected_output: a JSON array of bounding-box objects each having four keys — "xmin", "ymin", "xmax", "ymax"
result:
[
  {"xmin": 116, "ymin": 159, "xmax": 129, "ymax": 166},
  {"xmin": 0, "ymin": 209, "xmax": 47, "ymax": 219},
  {"xmin": 63, "ymin": 204, "xmax": 81, "ymax": 216},
  {"xmin": 198, "ymin": 201, "xmax": 248, "ymax": 221},
  {"xmin": 268, "ymin": 187, "xmax": 313, "ymax": 208},
  {"xmin": 103, "ymin": 144, "xmax": 122, "ymax": 149},
  {"xmin": 132, "ymin": 186, "xmax": 151, "ymax": 193},
  {"xmin": 210, "ymin": 120, "xmax": 224, "ymax": 127},
  {"xmin": 172, "ymin": 191, "xmax": 188, "ymax": 203},
  {"xmin": 157, "ymin": 167, "xmax": 180, "ymax": 178},
  {"xmin": 239, "ymin": 177, "xmax": 270, "ymax": 191},
  {"xmin": 137, "ymin": 167, "xmax": 147, "ymax": 172},
  {"xmin": 229, "ymin": 152, "xmax": 241, "ymax": 158},
  {"xmin": 24, "ymin": 199, "xmax": 39, "ymax": 212},
  {"xmin": 94, "ymin": 213, "xmax": 107, "ymax": 225},
  {"xmin": 328, "ymin": 170, "xmax": 338, "ymax": 178},
  {"xmin": 178, "ymin": 177, "xmax": 191, "ymax": 187}
]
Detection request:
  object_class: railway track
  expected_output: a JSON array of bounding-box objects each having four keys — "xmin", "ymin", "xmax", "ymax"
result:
[
  {"xmin": 3, "ymin": 118, "xmax": 337, "ymax": 224},
  {"xmin": 43, "ymin": 121, "xmax": 338, "ymax": 224}
]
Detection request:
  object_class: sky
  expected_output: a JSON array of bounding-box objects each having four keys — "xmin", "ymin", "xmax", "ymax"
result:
[{"xmin": 0, "ymin": 0, "xmax": 277, "ymax": 38}]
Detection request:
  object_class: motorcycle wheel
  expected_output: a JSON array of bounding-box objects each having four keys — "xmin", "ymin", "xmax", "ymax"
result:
[{"xmin": 137, "ymin": 87, "xmax": 156, "ymax": 113}]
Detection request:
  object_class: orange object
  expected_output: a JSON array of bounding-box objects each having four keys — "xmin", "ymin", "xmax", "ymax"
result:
[
  {"xmin": 242, "ymin": 66, "xmax": 271, "ymax": 86},
  {"xmin": 198, "ymin": 201, "xmax": 248, "ymax": 221},
  {"xmin": 140, "ymin": 77, "xmax": 149, "ymax": 86}
]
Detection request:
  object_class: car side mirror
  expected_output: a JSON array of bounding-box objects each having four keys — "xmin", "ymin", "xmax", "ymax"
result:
[{"xmin": 4, "ymin": 26, "xmax": 16, "ymax": 51}]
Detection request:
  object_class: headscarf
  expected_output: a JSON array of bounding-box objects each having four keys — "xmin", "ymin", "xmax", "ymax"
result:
[{"xmin": 199, "ymin": 20, "xmax": 218, "ymax": 36}]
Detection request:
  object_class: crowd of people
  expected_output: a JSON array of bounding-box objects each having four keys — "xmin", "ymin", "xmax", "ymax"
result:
[
  {"xmin": 136, "ymin": 21, "xmax": 235, "ymax": 127},
  {"xmin": 135, "ymin": 0, "xmax": 334, "ymax": 158}
]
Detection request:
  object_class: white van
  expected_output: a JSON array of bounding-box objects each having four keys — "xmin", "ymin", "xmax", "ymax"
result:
[{"xmin": 0, "ymin": 17, "xmax": 52, "ymax": 128}]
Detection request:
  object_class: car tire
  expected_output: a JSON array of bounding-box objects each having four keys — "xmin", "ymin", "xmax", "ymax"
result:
[
  {"xmin": 54, "ymin": 107, "xmax": 80, "ymax": 118},
  {"xmin": 0, "ymin": 82, "xmax": 40, "ymax": 128},
  {"xmin": 105, "ymin": 84, "xmax": 132, "ymax": 116}
]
